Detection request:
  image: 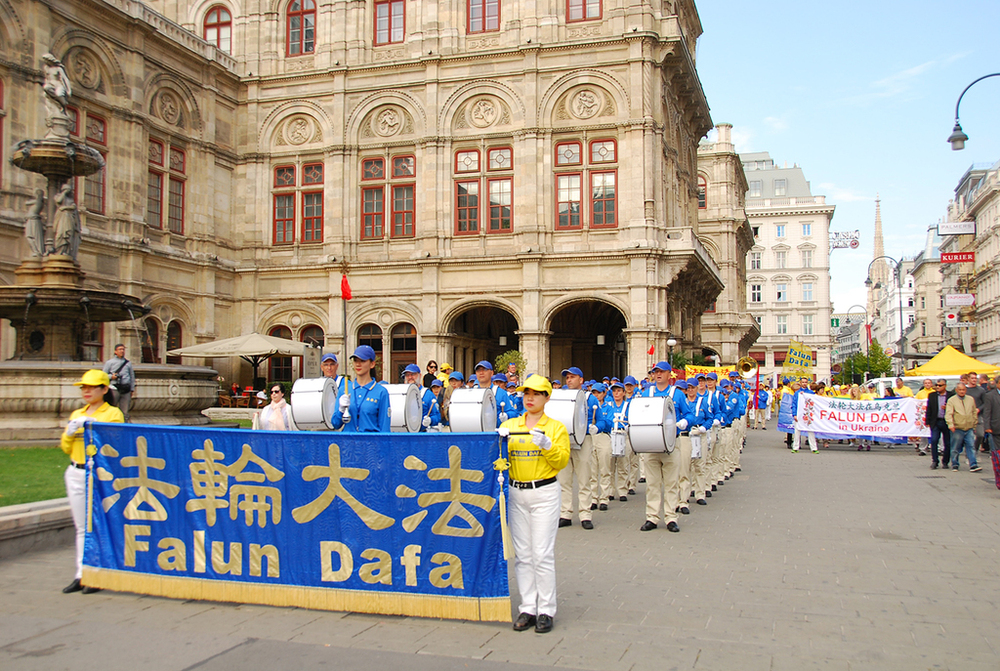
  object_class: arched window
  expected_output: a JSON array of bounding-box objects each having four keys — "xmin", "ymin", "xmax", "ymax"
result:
[
  {"xmin": 142, "ymin": 319, "xmax": 160, "ymax": 363},
  {"xmin": 204, "ymin": 6, "xmax": 232, "ymax": 53},
  {"xmin": 697, "ymin": 175, "xmax": 707, "ymax": 209},
  {"xmin": 166, "ymin": 321, "xmax": 183, "ymax": 364},
  {"xmin": 287, "ymin": 0, "xmax": 316, "ymax": 56},
  {"xmin": 390, "ymin": 323, "xmax": 417, "ymax": 383},
  {"xmin": 358, "ymin": 324, "xmax": 384, "ymax": 379},
  {"xmin": 269, "ymin": 326, "xmax": 293, "ymax": 382},
  {"xmin": 300, "ymin": 324, "xmax": 325, "ymax": 375}
]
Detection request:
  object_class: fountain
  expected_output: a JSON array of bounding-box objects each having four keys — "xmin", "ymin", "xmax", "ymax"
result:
[{"xmin": 0, "ymin": 54, "xmax": 218, "ymax": 440}]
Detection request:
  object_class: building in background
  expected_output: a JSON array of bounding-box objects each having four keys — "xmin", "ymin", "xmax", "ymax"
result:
[
  {"xmin": 742, "ymin": 152, "xmax": 835, "ymax": 380},
  {"xmin": 909, "ymin": 225, "xmax": 945, "ymax": 359},
  {"xmin": 869, "ymin": 258, "xmax": 915, "ymax": 371}
]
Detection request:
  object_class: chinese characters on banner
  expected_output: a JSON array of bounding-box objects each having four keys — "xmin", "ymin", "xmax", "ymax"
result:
[{"xmin": 83, "ymin": 424, "xmax": 509, "ymax": 622}]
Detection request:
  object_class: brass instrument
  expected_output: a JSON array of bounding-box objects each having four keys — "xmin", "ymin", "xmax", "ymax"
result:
[{"xmin": 737, "ymin": 356, "xmax": 758, "ymax": 379}]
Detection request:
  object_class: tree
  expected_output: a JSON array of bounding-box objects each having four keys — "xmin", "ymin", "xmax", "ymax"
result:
[
  {"xmin": 866, "ymin": 338, "xmax": 893, "ymax": 378},
  {"xmin": 494, "ymin": 350, "xmax": 527, "ymax": 376}
]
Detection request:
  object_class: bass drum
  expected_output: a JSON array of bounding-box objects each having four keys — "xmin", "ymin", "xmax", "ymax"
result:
[
  {"xmin": 547, "ymin": 388, "xmax": 588, "ymax": 447},
  {"xmin": 290, "ymin": 377, "xmax": 337, "ymax": 430},
  {"xmin": 449, "ymin": 387, "xmax": 496, "ymax": 432},
  {"xmin": 628, "ymin": 396, "xmax": 677, "ymax": 453},
  {"xmin": 384, "ymin": 383, "xmax": 422, "ymax": 433}
]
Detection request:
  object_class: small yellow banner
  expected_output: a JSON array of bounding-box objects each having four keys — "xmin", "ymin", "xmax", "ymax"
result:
[{"xmin": 685, "ymin": 364, "xmax": 735, "ymax": 379}]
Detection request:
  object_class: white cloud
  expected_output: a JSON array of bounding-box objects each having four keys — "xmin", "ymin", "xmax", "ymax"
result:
[
  {"xmin": 728, "ymin": 126, "xmax": 755, "ymax": 152},
  {"xmin": 870, "ymin": 61, "xmax": 936, "ymax": 98},
  {"xmin": 816, "ymin": 182, "xmax": 871, "ymax": 203}
]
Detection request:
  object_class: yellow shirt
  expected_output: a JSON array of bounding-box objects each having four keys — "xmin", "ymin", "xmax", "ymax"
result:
[
  {"xmin": 60, "ymin": 402, "xmax": 125, "ymax": 464},
  {"xmin": 501, "ymin": 412, "xmax": 570, "ymax": 482},
  {"xmin": 915, "ymin": 388, "xmax": 932, "ymax": 400},
  {"xmin": 894, "ymin": 386, "xmax": 914, "ymax": 398},
  {"xmin": 860, "ymin": 392, "xmax": 875, "ymax": 401}
]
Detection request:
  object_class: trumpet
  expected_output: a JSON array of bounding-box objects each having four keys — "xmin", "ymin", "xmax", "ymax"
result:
[{"xmin": 737, "ymin": 356, "xmax": 758, "ymax": 379}]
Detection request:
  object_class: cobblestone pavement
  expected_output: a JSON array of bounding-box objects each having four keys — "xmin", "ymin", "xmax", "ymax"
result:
[{"xmin": 2, "ymin": 423, "xmax": 999, "ymax": 670}]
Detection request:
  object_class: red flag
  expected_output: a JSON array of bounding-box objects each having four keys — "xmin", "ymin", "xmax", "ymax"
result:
[
  {"xmin": 865, "ymin": 323, "xmax": 871, "ymax": 343},
  {"xmin": 341, "ymin": 274, "xmax": 352, "ymax": 301},
  {"xmin": 647, "ymin": 344, "xmax": 655, "ymax": 356}
]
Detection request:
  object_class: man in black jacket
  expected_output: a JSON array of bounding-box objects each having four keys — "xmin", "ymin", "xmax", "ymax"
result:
[
  {"xmin": 925, "ymin": 380, "xmax": 953, "ymax": 469},
  {"xmin": 981, "ymin": 376, "xmax": 1000, "ymax": 451}
]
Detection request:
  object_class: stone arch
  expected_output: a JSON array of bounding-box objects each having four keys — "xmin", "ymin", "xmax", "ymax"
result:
[
  {"xmin": 438, "ymin": 80, "xmax": 526, "ymax": 135},
  {"xmin": 0, "ymin": 0, "xmax": 25, "ymax": 55},
  {"xmin": 545, "ymin": 294, "xmax": 630, "ymax": 380},
  {"xmin": 49, "ymin": 30, "xmax": 127, "ymax": 100},
  {"xmin": 143, "ymin": 294, "xmax": 197, "ymax": 329},
  {"xmin": 542, "ymin": 293, "xmax": 631, "ymax": 331},
  {"xmin": 185, "ymin": 0, "xmax": 243, "ymax": 29},
  {"xmin": 538, "ymin": 70, "xmax": 629, "ymax": 127},
  {"xmin": 795, "ymin": 272, "xmax": 819, "ymax": 282},
  {"xmin": 349, "ymin": 299, "xmax": 421, "ymax": 333},
  {"xmin": 345, "ymin": 90, "xmax": 426, "ymax": 144},
  {"xmin": 257, "ymin": 300, "xmax": 329, "ymax": 334},
  {"xmin": 144, "ymin": 73, "xmax": 204, "ymax": 136},
  {"xmin": 698, "ymin": 235, "xmax": 720, "ymax": 263},
  {"xmin": 257, "ymin": 100, "xmax": 333, "ymax": 152},
  {"xmin": 440, "ymin": 297, "xmax": 522, "ymax": 333}
]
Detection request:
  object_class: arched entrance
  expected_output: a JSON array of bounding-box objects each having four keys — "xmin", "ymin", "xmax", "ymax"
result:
[
  {"xmin": 447, "ymin": 305, "xmax": 519, "ymax": 376},
  {"xmin": 548, "ymin": 300, "xmax": 627, "ymax": 380}
]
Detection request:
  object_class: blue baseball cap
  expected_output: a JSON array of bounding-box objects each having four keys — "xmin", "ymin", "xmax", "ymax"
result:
[
  {"xmin": 403, "ymin": 363, "xmax": 421, "ymax": 374},
  {"xmin": 696, "ymin": 373, "xmax": 707, "ymax": 380},
  {"xmin": 650, "ymin": 361, "xmax": 672, "ymax": 372},
  {"xmin": 675, "ymin": 379, "xmax": 689, "ymax": 390},
  {"xmin": 430, "ymin": 378, "xmax": 443, "ymax": 387},
  {"xmin": 592, "ymin": 383, "xmax": 607, "ymax": 393},
  {"xmin": 720, "ymin": 379, "xmax": 731, "ymax": 388},
  {"xmin": 729, "ymin": 371, "xmax": 740, "ymax": 377},
  {"xmin": 448, "ymin": 371, "xmax": 464, "ymax": 382},
  {"xmin": 602, "ymin": 376, "xmax": 611, "ymax": 381},
  {"xmin": 624, "ymin": 375, "xmax": 638, "ymax": 385},
  {"xmin": 610, "ymin": 380, "xmax": 624, "ymax": 390},
  {"xmin": 491, "ymin": 373, "xmax": 507, "ymax": 383},
  {"xmin": 562, "ymin": 366, "xmax": 584, "ymax": 378},
  {"xmin": 321, "ymin": 353, "xmax": 337, "ymax": 363},
  {"xmin": 707, "ymin": 372, "xmax": 718, "ymax": 381},
  {"xmin": 350, "ymin": 345, "xmax": 377, "ymax": 361},
  {"xmin": 475, "ymin": 360, "xmax": 493, "ymax": 371}
]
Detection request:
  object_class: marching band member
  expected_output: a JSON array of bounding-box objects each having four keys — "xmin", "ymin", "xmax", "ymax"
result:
[
  {"xmin": 403, "ymin": 363, "xmax": 441, "ymax": 431},
  {"xmin": 686, "ymin": 379, "xmax": 712, "ymax": 506},
  {"xmin": 557, "ymin": 367, "xmax": 600, "ymax": 530},
  {"xmin": 331, "ymin": 346, "xmax": 390, "ymax": 433},
  {"xmin": 498, "ymin": 375, "xmax": 570, "ymax": 634},
  {"xmin": 623, "ymin": 375, "xmax": 640, "ymax": 494},
  {"xmin": 640, "ymin": 362, "xmax": 684, "ymax": 532},
  {"xmin": 492, "ymin": 373, "xmax": 520, "ymax": 423},
  {"xmin": 606, "ymin": 380, "xmax": 632, "ymax": 500},
  {"xmin": 673, "ymin": 380, "xmax": 695, "ymax": 513},
  {"xmin": 588, "ymin": 383, "xmax": 614, "ymax": 510}
]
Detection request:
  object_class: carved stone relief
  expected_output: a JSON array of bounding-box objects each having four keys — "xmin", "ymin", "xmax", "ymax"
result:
[
  {"xmin": 285, "ymin": 116, "xmax": 313, "ymax": 145},
  {"xmin": 156, "ymin": 90, "xmax": 182, "ymax": 126},
  {"xmin": 571, "ymin": 89, "xmax": 601, "ymax": 119},
  {"xmin": 70, "ymin": 51, "xmax": 100, "ymax": 90}
]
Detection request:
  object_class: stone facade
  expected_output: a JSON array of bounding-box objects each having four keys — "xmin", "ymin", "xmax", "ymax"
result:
[
  {"xmin": 0, "ymin": 0, "xmax": 741, "ymax": 385},
  {"xmin": 908, "ymin": 226, "xmax": 944, "ymax": 360}
]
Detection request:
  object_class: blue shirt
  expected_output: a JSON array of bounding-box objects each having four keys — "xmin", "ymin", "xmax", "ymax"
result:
[
  {"xmin": 605, "ymin": 398, "xmax": 630, "ymax": 429},
  {"xmin": 331, "ymin": 379, "xmax": 391, "ymax": 433},
  {"xmin": 420, "ymin": 387, "xmax": 441, "ymax": 431}
]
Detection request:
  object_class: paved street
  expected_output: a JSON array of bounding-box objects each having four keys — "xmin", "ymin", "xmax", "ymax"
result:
[{"xmin": 2, "ymin": 424, "xmax": 999, "ymax": 670}]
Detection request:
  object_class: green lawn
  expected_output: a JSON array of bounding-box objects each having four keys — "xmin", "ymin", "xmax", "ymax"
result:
[{"xmin": 0, "ymin": 446, "xmax": 69, "ymax": 507}]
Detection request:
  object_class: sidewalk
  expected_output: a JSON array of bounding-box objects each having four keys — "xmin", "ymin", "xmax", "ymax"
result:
[{"xmin": 2, "ymin": 423, "xmax": 999, "ymax": 670}]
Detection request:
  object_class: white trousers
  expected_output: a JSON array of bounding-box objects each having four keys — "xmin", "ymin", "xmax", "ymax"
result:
[
  {"xmin": 591, "ymin": 433, "xmax": 613, "ymax": 503},
  {"xmin": 559, "ymin": 436, "xmax": 594, "ymax": 521},
  {"xmin": 509, "ymin": 481, "xmax": 560, "ymax": 617},
  {"xmin": 65, "ymin": 465, "xmax": 86, "ymax": 580},
  {"xmin": 793, "ymin": 427, "xmax": 817, "ymax": 451}
]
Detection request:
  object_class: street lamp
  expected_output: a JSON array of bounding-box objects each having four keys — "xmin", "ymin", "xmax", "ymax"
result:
[
  {"xmin": 666, "ymin": 337, "xmax": 677, "ymax": 371},
  {"xmin": 948, "ymin": 73, "xmax": 1000, "ymax": 150},
  {"xmin": 864, "ymin": 256, "xmax": 906, "ymax": 374}
]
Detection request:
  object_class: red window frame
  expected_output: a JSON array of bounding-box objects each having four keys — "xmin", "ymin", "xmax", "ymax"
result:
[
  {"xmin": 273, "ymin": 193, "xmax": 295, "ymax": 244},
  {"xmin": 204, "ymin": 5, "xmax": 233, "ymax": 52},
  {"xmin": 697, "ymin": 175, "xmax": 707, "ymax": 209},
  {"xmin": 555, "ymin": 172, "xmax": 582, "ymax": 230},
  {"xmin": 269, "ymin": 326, "xmax": 294, "ymax": 381},
  {"xmin": 390, "ymin": 183, "xmax": 415, "ymax": 238},
  {"xmin": 567, "ymin": 0, "xmax": 601, "ymax": 22},
  {"xmin": 362, "ymin": 157, "xmax": 385, "ymax": 181},
  {"xmin": 468, "ymin": 0, "xmax": 500, "ymax": 33},
  {"xmin": 274, "ymin": 165, "xmax": 296, "ymax": 187},
  {"xmin": 169, "ymin": 147, "xmax": 186, "ymax": 174},
  {"xmin": 361, "ymin": 186, "xmax": 385, "ymax": 239},
  {"xmin": 147, "ymin": 170, "xmax": 163, "ymax": 229},
  {"xmin": 303, "ymin": 162, "xmax": 323, "ymax": 185},
  {"xmin": 455, "ymin": 179, "xmax": 480, "ymax": 235},
  {"xmin": 67, "ymin": 106, "xmax": 80, "ymax": 136},
  {"xmin": 555, "ymin": 141, "xmax": 582, "ymax": 166},
  {"xmin": 374, "ymin": 0, "xmax": 405, "ymax": 45},
  {"xmin": 167, "ymin": 177, "xmax": 185, "ymax": 234},
  {"xmin": 166, "ymin": 321, "xmax": 183, "ymax": 365},
  {"xmin": 287, "ymin": 0, "xmax": 316, "ymax": 56},
  {"xmin": 391, "ymin": 154, "xmax": 415, "ymax": 178},
  {"xmin": 454, "ymin": 149, "xmax": 480, "ymax": 173},
  {"xmin": 149, "ymin": 139, "xmax": 165, "ymax": 166},
  {"xmin": 487, "ymin": 177, "xmax": 512, "ymax": 233},
  {"xmin": 85, "ymin": 113, "xmax": 107, "ymax": 146},
  {"xmin": 589, "ymin": 138, "xmax": 617, "ymax": 163},
  {"xmin": 487, "ymin": 146, "xmax": 513, "ymax": 171},
  {"xmin": 589, "ymin": 169, "xmax": 616, "ymax": 229},
  {"xmin": 301, "ymin": 190, "xmax": 323, "ymax": 243}
]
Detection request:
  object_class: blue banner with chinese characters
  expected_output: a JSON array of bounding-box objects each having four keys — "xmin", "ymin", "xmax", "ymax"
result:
[{"xmin": 82, "ymin": 424, "xmax": 510, "ymax": 622}]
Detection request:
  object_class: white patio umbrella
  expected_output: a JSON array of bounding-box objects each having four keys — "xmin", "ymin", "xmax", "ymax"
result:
[{"xmin": 168, "ymin": 332, "xmax": 305, "ymax": 382}]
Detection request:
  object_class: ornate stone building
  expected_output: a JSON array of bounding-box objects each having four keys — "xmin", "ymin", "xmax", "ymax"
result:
[{"xmin": 0, "ymin": 0, "xmax": 738, "ymax": 384}]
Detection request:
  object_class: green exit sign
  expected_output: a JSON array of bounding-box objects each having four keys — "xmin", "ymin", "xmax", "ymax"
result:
[{"xmin": 831, "ymin": 318, "xmax": 840, "ymax": 327}]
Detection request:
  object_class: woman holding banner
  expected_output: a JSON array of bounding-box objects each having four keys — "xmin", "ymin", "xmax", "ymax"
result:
[{"xmin": 497, "ymin": 374, "xmax": 570, "ymax": 634}]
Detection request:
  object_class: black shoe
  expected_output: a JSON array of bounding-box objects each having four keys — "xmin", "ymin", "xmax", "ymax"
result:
[
  {"xmin": 535, "ymin": 614, "xmax": 554, "ymax": 633},
  {"xmin": 690, "ymin": 491, "xmax": 696, "ymax": 499},
  {"xmin": 638, "ymin": 477, "xmax": 646, "ymax": 484},
  {"xmin": 711, "ymin": 485, "xmax": 717, "ymax": 491},
  {"xmin": 640, "ymin": 520, "xmax": 657, "ymax": 531},
  {"xmin": 513, "ymin": 612, "xmax": 536, "ymax": 631},
  {"xmin": 62, "ymin": 579, "xmax": 83, "ymax": 594},
  {"xmin": 558, "ymin": 518, "xmax": 572, "ymax": 528},
  {"xmin": 666, "ymin": 521, "xmax": 680, "ymax": 532},
  {"xmin": 696, "ymin": 499, "xmax": 707, "ymax": 506},
  {"xmin": 705, "ymin": 491, "xmax": 712, "ymax": 498},
  {"xmin": 598, "ymin": 503, "xmax": 608, "ymax": 511},
  {"xmin": 581, "ymin": 520, "xmax": 594, "ymax": 530},
  {"xmin": 81, "ymin": 586, "xmax": 101, "ymax": 594},
  {"xmin": 619, "ymin": 496, "xmax": 627, "ymax": 502},
  {"xmin": 628, "ymin": 489, "xmax": 636, "ymax": 495},
  {"xmin": 675, "ymin": 506, "xmax": 680, "ymax": 512},
  {"xmin": 590, "ymin": 503, "xmax": 598, "ymax": 510},
  {"xmin": 735, "ymin": 467, "xmax": 741, "ymax": 472},
  {"xmin": 680, "ymin": 507, "xmax": 690, "ymax": 515}
]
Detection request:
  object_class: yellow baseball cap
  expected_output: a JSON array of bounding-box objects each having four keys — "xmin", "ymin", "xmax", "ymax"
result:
[
  {"xmin": 517, "ymin": 374, "xmax": 552, "ymax": 395},
  {"xmin": 74, "ymin": 369, "xmax": 110, "ymax": 387},
  {"xmin": 440, "ymin": 362, "xmax": 453, "ymax": 371}
]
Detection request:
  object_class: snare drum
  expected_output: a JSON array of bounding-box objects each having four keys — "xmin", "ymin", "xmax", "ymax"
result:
[
  {"xmin": 628, "ymin": 396, "xmax": 677, "ymax": 453},
  {"xmin": 546, "ymin": 388, "xmax": 588, "ymax": 447},
  {"xmin": 290, "ymin": 377, "xmax": 337, "ymax": 430},
  {"xmin": 384, "ymin": 384, "xmax": 422, "ymax": 433},
  {"xmin": 448, "ymin": 387, "xmax": 497, "ymax": 432}
]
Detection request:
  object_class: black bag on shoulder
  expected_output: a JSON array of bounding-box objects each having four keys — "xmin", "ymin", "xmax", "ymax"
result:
[
  {"xmin": 104, "ymin": 386, "xmax": 120, "ymax": 407},
  {"xmin": 112, "ymin": 359, "xmax": 131, "ymax": 394}
]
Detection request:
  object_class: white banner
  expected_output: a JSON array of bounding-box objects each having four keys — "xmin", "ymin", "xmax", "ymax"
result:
[
  {"xmin": 938, "ymin": 221, "xmax": 976, "ymax": 235},
  {"xmin": 794, "ymin": 395, "xmax": 929, "ymax": 438}
]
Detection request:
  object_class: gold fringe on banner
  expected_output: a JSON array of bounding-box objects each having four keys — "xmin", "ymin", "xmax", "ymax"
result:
[{"xmin": 81, "ymin": 567, "xmax": 512, "ymax": 623}]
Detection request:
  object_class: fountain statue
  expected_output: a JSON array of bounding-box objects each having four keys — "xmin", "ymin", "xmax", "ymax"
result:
[{"xmin": 0, "ymin": 53, "xmax": 218, "ymax": 438}]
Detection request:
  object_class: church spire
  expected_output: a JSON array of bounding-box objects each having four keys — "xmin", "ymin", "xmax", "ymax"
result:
[{"xmin": 867, "ymin": 194, "xmax": 889, "ymax": 320}]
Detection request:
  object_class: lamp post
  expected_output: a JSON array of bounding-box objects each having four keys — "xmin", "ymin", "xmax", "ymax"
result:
[
  {"xmin": 666, "ymin": 337, "xmax": 677, "ymax": 372},
  {"xmin": 864, "ymin": 256, "xmax": 906, "ymax": 375},
  {"xmin": 948, "ymin": 73, "xmax": 1000, "ymax": 150},
  {"xmin": 846, "ymin": 304, "xmax": 869, "ymax": 383}
]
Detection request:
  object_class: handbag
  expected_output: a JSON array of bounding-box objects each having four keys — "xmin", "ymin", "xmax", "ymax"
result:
[{"xmin": 112, "ymin": 359, "xmax": 132, "ymax": 394}]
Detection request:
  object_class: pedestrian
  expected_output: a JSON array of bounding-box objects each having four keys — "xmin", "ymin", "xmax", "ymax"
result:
[
  {"xmin": 61, "ymin": 369, "xmax": 124, "ymax": 594},
  {"xmin": 254, "ymin": 383, "xmax": 293, "ymax": 430},
  {"xmin": 963, "ymin": 371, "xmax": 986, "ymax": 453},
  {"xmin": 639, "ymin": 361, "xmax": 684, "ymax": 532},
  {"xmin": 102, "ymin": 343, "xmax": 135, "ymax": 422},
  {"xmin": 945, "ymin": 383, "xmax": 981, "ymax": 472},
  {"xmin": 422, "ymin": 360, "xmax": 439, "ymax": 388},
  {"xmin": 497, "ymin": 374, "xmax": 570, "ymax": 634},
  {"xmin": 925, "ymin": 379, "xmax": 953, "ymax": 469},
  {"xmin": 331, "ymin": 345, "xmax": 391, "ymax": 432},
  {"xmin": 588, "ymin": 383, "xmax": 613, "ymax": 510},
  {"xmin": 404, "ymin": 363, "xmax": 441, "ymax": 431},
  {"xmin": 556, "ymin": 366, "xmax": 600, "ymax": 530},
  {"xmin": 792, "ymin": 383, "xmax": 818, "ymax": 453},
  {"xmin": 982, "ymin": 374, "xmax": 1000, "ymax": 449}
]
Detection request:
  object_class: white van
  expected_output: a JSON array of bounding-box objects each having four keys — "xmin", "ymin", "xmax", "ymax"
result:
[{"xmin": 866, "ymin": 375, "xmax": 965, "ymax": 398}]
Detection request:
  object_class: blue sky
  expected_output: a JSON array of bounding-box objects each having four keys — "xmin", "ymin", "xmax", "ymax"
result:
[{"xmin": 694, "ymin": 0, "xmax": 1000, "ymax": 313}]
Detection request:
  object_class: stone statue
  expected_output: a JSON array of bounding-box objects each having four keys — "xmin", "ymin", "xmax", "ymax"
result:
[
  {"xmin": 42, "ymin": 53, "xmax": 73, "ymax": 139},
  {"xmin": 52, "ymin": 182, "xmax": 80, "ymax": 259},
  {"xmin": 24, "ymin": 189, "xmax": 46, "ymax": 258}
]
